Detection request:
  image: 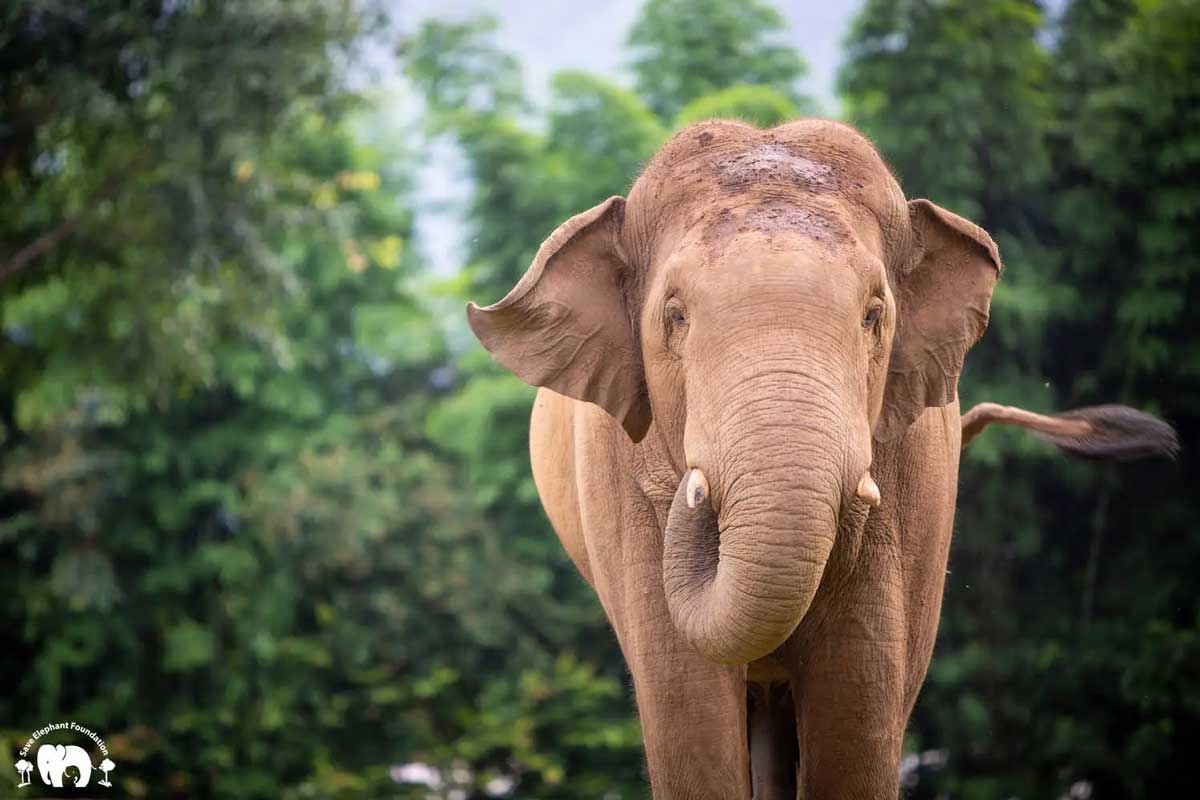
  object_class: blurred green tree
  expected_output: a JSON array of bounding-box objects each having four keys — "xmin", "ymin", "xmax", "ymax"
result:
[
  {"xmin": 840, "ymin": 0, "xmax": 1050, "ymax": 222},
  {"xmin": 0, "ymin": 0, "xmax": 364, "ymax": 403},
  {"xmin": 627, "ymin": 0, "xmax": 813, "ymax": 119},
  {"xmin": 674, "ymin": 84, "xmax": 800, "ymax": 129},
  {"xmin": 1039, "ymin": 0, "xmax": 1200, "ymax": 793},
  {"xmin": 0, "ymin": 2, "xmax": 461, "ymax": 797},
  {"xmin": 1, "ymin": 100, "xmax": 449, "ymax": 796}
]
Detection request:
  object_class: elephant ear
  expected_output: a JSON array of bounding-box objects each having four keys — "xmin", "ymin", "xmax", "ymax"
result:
[
  {"xmin": 467, "ymin": 196, "xmax": 652, "ymax": 442},
  {"xmin": 876, "ymin": 199, "xmax": 1001, "ymax": 442}
]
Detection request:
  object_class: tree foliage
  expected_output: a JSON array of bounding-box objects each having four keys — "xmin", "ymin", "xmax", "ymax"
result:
[
  {"xmin": 674, "ymin": 83, "xmax": 801, "ymax": 129},
  {"xmin": 0, "ymin": 0, "xmax": 363, "ymax": 398},
  {"xmin": 627, "ymin": 0, "xmax": 813, "ymax": 119}
]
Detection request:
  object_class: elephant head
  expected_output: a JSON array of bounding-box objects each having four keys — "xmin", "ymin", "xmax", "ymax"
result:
[
  {"xmin": 37, "ymin": 743, "xmax": 93, "ymax": 787},
  {"xmin": 468, "ymin": 119, "xmax": 999, "ymax": 664}
]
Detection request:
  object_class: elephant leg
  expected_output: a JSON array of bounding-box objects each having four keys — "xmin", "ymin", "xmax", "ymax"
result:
[
  {"xmin": 791, "ymin": 629, "xmax": 905, "ymax": 799},
  {"xmin": 626, "ymin": 648, "xmax": 749, "ymax": 799},
  {"xmin": 589, "ymin": 506, "xmax": 750, "ymax": 798},
  {"xmin": 782, "ymin": 555, "xmax": 908, "ymax": 799}
]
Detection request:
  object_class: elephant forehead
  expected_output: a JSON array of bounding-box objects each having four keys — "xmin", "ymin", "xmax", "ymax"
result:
[
  {"xmin": 700, "ymin": 202, "xmax": 851, "ymax": 249},
  {"xmin": 629, "ymin": 119, "xmax": 902, "ymax": 267},
  {"xmin": 712, "ymin": 142, "xmax": 841, "ymax": 194}
]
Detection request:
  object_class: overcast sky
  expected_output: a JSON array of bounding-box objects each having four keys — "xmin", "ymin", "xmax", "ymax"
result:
[{"xmin": 387, "ymin": 0, "xmax": 863, "ymax": 274}]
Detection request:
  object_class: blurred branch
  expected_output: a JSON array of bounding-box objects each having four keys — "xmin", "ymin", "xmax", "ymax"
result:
[{"xmin": 0, "ymin": 168, "xmax": 129, "ymax": 284}]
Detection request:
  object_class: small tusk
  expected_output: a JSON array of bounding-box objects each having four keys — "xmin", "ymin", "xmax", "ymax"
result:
[
  {"xmin": 686, "ymin": 469, "xmax": 710, "ymax": 509},
  {"xmin": 856, "ymin": 473, "xmax": 881, "ymax": 508}
]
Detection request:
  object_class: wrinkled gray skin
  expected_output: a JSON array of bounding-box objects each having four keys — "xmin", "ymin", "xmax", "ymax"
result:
[{"xmin": 467, "ymin": 119, "xmax": 1173, "ymax": 798}]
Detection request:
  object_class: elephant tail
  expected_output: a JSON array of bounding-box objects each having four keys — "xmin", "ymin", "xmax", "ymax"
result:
[{"xmin": 960, "ymin": 402, "xmax": 1179, "ymax": 461}]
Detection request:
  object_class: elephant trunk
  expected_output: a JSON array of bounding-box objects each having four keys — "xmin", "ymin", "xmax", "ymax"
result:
[{"xmin": 662, "ymin": 414, "xmax": 845, "ymax": 664}]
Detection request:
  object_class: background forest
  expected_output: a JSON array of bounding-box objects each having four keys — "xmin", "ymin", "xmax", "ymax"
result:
[{"xmin": 1, "ymin": 0, "xmax": 1197, "ymax": 798}]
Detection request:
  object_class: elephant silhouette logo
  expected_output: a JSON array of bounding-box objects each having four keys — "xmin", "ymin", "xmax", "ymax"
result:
[
  {"xmin": 37, "ymin": 744, "xmax": 93, "ymax": 787},
  {"xmin": 14, "ymin": 722, "xmax": 114, "ymax": 790}
]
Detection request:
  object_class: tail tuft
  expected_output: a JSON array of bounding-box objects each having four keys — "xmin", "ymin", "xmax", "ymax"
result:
[{"xmin": 1038, "ymin": 405, "xmax": 1179, "ymax": 461}]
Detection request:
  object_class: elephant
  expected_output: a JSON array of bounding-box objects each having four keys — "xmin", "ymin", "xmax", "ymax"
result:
[
  {"xmin": 466, "ymin": 119, "xmax": 1178, "ymax": 798},
  {"xmin": 37, "ymin": 743, "xmax": 93, "ymax": 787}
]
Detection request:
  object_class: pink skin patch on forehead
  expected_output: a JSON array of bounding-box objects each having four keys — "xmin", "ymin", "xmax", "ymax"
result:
[{"xmin": 714, "ymin": 143, "xmax": 838, "ymax": 194}]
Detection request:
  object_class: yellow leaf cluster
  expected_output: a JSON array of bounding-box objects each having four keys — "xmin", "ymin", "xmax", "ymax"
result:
[{"xmin": 336, "ymin": 169, "xmax": 381, "ymax": 191}]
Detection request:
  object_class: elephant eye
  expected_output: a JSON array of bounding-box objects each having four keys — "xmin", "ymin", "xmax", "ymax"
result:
[
  {"xmin": 863, "ymin": 301, "xmax": 883, "ymax": 330},
  {"xmin": 665, "ymin": 299, "xmax": 688, "ymax": 353},
  {"xmin": 666, "ymin": 299, "xmax": 687, "ymax": 329}
]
